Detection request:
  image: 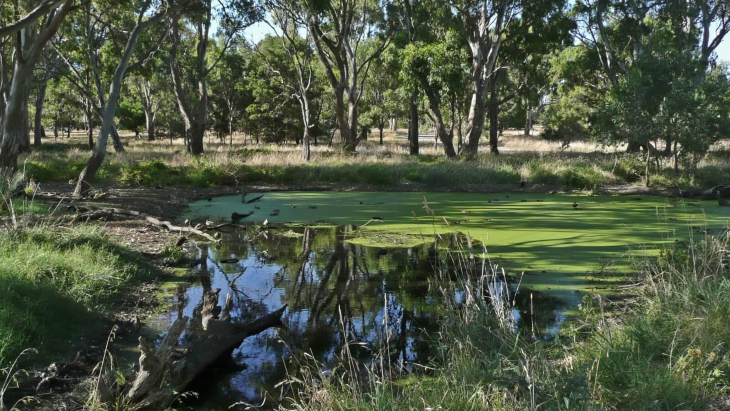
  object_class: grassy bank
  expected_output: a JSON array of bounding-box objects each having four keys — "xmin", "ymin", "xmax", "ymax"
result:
[
  {"xmin": 0, "ymin": 225, "xmax": 153, "ymax": 366},
  {"xmin": 19, "ymin": 139, "xmax": 730, "ymax": 191},
  {"xmin": 281, "ymin": 235, "xmax": 730, "ymax": 410}
]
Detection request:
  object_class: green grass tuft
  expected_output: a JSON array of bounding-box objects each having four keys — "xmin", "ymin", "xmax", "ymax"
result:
[{"xmin": 0, "ymin": 225, "xmax": 152, "ymax": 366}]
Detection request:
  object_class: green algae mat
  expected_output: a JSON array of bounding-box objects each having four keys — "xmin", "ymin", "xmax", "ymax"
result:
[{"xmin": 184, "ymin": 191, "xmax": 730, "ymax": 305}]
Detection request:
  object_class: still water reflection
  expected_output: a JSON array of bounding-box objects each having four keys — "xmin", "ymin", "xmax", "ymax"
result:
[{"xmin": 151, "ymin": 225, "xmax": 566, "ymax": 409}]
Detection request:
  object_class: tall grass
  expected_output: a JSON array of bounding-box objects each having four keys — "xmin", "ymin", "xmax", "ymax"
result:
[
  {"xmin": 19, "ymin": 137, "xmax": 730, "ymax": 190},
  {"xmin": 0, "ymin": 225, "xmax": 153, "ymax": 367},
  {"xmin": 278, "ymin": 233, "xmax": 730, "ymax": 410}
]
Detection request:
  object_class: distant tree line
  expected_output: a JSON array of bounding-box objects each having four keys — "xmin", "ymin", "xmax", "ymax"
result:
[{"xmin": 0, "ymin": 0, "xmax": 729, "ymax": 193}]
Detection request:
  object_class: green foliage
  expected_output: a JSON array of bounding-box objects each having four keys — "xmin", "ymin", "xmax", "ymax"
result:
[{"xmin": 116, "ymin": 101, "xmax": 145, "ymax": 133}]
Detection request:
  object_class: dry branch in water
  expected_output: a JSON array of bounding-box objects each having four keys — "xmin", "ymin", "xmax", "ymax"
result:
[
  {"xmin": 69, "ymin": 205, "xmax": 219, "ymax": 242},
  {"xmin": 125, "ymin": 289, "xmax": 286, "ymax": 409}
]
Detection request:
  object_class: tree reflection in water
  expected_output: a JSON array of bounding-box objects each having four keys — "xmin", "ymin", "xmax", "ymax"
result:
[{"xmin": 155, "ymin": 225, "xmax": 565, "ymax": 408}]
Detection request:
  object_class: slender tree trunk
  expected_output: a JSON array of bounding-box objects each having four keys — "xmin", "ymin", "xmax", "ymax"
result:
[
  {"xmin": 489, "ymin": 76, "xmax": 500, "ymax": 155},
  {"xmin": 457, "ymin": 113, "xmax": 463, "ymax": 153},
  {"xmin": 644, "ymin": 145, "xmax": 651, "ymax": 187},
  {"xmin": 408, "ymin": 92, "xmax": 419, "ymax": 155},
  {"xmin": 110, "ymin": 125, "xmax": 125, "ymax": 152},
  {"xmin": 34, "ymin": 74, "xmax": 50, "ymax": 146},
  {"xmin": 145, "ymin": 108, "xmax": 155, "ymax": 141},
  {"xmin": 87, "ymin": 117, "xmax": 94, "ymax": 150},
  {"xmin": 525, "ymin": 104, "xmax": 532, "ymax": 136}
]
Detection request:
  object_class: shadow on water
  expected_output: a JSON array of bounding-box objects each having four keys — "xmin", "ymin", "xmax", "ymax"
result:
[{"xmin": 150, "ymin": 225, "xmax": 567, "ymax": 409}]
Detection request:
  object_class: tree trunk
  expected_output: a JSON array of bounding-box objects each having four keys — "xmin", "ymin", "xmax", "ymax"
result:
[
  {"xmin": 463, "ymin": 76, "xmax": 488, "ymax": 157},
  {"xmin": 422, "ymin": 86, "xmax": 456, "ymax": 158},
  {"xmin": 125, "ymin": 292, "xmax": 285, "ymax": 409},
  {"xmin": 145, "ymin": 108, "xmax": 155, "ymax": 141},
  {"xmin": 188, "ymin": 124, "xmax": 205, "ymax": 155},
  {"xmin": 0, "ymin": 62, "xmax": 34, "ymax": 169},
  {"xmin": 228, "ymin": 116, "xmax": 233, "ymax": 147},
  {"xmin": 644, "ymin": 146, "xmax": 651, "ymax": 187},
  {"xmin": 344, "ymin": 86, "xmax": 359, "ymax": 152},
  {"xmin": 408, "ymin": 92, "xmax": 419, "ymax": 155},
  {"xmin": 525, "ymin": 104, "xmax": 532, "ymax": 136},
  {"xmin": 0, "ymin": 0, "xmax": 72, "ymax": 168},
  {"xmin": 302, "ymin": 127, "xmax": 311, "ymax": 161},
  {"xmin": 489, "ymin": 76, "xmax": 500, "ymax": 155},
  {"xmin": 87, "ymin": 117, "xmax": 94, "ymax": 150},
  {"xmin": 34, "ymin": 74, "xmax": 50, "ymax": 146},
  {"xmin": 379, "ymin": 126, "xmax": 384, "ymax": 145}
]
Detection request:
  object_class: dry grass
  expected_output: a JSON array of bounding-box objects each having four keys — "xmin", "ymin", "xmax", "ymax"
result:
[{"xmin": 20, "ymin": 129, "xmax": 730, "ymax": 191}]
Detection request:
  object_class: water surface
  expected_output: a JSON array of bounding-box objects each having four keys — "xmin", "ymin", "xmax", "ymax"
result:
[{"xmin": 159, "ymin": 191, "xmax": 729, "ymax": 408}]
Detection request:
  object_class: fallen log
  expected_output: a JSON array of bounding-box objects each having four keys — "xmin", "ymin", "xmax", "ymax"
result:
[
  {"xmin": 719, "ymin": 192, "xmax": 730, "ymax": 207},
  {"xmin": 126, "ymin": 290, "xmax": 286, "ymax": 409},
  {"xmin": 699, "ymin": 183, "xmax": 730, "ymax": 200},
  {"xmin": 245, "ymin": 194, "xmax": 264, "ymax": 204},
  {"xmin": 68, "ymin": 205, "xmax": 218, "ymax": 242},
  {"xmin": 231, "ymin": 211, "xmax": 254, "ymax": 221}
]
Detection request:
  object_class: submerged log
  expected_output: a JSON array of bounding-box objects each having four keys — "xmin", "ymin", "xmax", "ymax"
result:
[
  {"xmin": 718, "ymin": 192, "xmax": 730, "ymax": 207},
  {"xmin": 231, "ymin": 211, "xmax": 254, "ymax": 221},
  {"xmin": 127, "ymin": 290, "xmax": 286, "ymax": 409},
  {"xmin": 699, "ymin": 183, "xmax": 730, "ymax": 200},
  {"xmin": 245, "ymin": 194, "xmax": 264, "ymax": 204}
]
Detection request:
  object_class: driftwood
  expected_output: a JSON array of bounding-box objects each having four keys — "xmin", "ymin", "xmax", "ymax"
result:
[
  {"xmin": 127, "ymin": 290, "xmax": 287, "ymax": 409},
  {"xmin": 69, "ymin": 206, "xmax": 218, "ymax": 242},
  {"xmin": 698, "ymin": 183, "xmax": 730, "ymax": 200},
  {"xmin": 245, "ymin": 194, "xmax": 264, "ymax": 204},
  {"xmin": 718, "ymin": 192, "xmax": 730, "ymax": 207},
  {"xmin": 231, "ymin": 211, "xmax": 254, "ymax": 221}
]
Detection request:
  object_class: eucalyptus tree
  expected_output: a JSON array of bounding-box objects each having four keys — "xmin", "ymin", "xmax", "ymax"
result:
[
  {"xmin": 73, "ymin": 0, "xmax": 180, "ymax": 196},
  {"xmin": 484, "ymin": 0, "xmax": 571, "ymax": 150},
  {"xmin": 361, "ymin": 44, "xmax": 405, "ymax": 145},
  {"xmin": 303, "ymin": 0, "xmax": 394, "ymax": 152},
  {"xmin": 451, "ymin": 0, "xmax": 521, "ymax": 156},
  {"xmin": 554, "ymin": 0, "xmax": 730, "ymax": 155},
  {"xmin": 0, "ymin": 0, "xmax": 73, "ymax": 169},
  {"xmin": 50, "ymin": 0, "xmax": 162, "ymax": 153},
  {"xmin": 402, "ymin": 0, "xmax": 419, "ymax": 154},
  {"xmin": 43, "ymin": 76, "xmax": 79, "ymax": 140},
  {"xmin": 32, "ymin": 54, "xmax": 58, "ymax": 146},
  {"xmin": 262, "ymin": 0, "xmax": 323, "ymax": 160},
  {"xmin": 209, "ymin": 38, "xmax": 250, "ymax": 146},
  {"xmin": 169, "ymin": 0, "xmax": 260, "ymax": 155},
  {"xmin": 245, "ymin": 36, "xmax": 305, "ymax": 145},
  {"xmin": 402, "ymin": 30, "xmax": 468, "ymax": 158}
]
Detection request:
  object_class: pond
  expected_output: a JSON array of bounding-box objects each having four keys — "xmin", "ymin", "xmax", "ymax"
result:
[{"xmin": 154, "ymin": 191, "xmax": 729, "ymax": 408}]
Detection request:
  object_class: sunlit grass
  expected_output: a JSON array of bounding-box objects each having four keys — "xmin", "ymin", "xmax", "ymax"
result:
[
  {"xmin": 0, "ymin": 225, "xmax": 153, "ymax": 366},
  {"xmin": 19, "ymin": 131, "xmax": 730, "ymax": 190}
]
